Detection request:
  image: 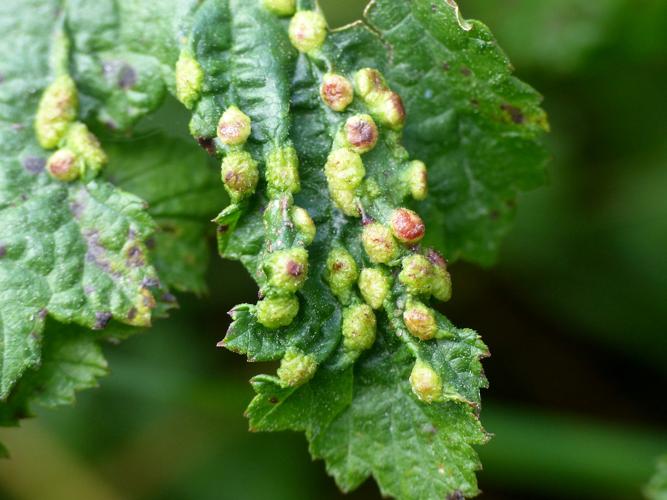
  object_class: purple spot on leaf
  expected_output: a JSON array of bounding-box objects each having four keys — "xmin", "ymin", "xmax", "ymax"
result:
[
  {"xmin": 94, "ymin": 311, "xmax": 112, "ymax": 330},
  {"xmin": 118, "ymin": 65, "xmax": 137, "ymax": 89},
  {"xmin": 23, "ymin": 156, "xmax": 45, "ymax": 174}
]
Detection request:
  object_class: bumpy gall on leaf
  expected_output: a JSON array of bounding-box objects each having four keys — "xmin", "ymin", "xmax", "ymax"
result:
[
  {"xmin": 256, "ymin": 295, "xmax": 300, "ymax": 329},
  {"xmin": 277, "ymin": 348, "xmax": 317, "ymax": 387},
  {"xmin": 358, "ymin": 267, "xmax": 390, "ymax": 310},
  {"xmin": 362, "ymin": 223, "xmax": 399, "ymax": 264},
  {"xmin": 217, "ymin": 106, "xmax": 251, "ymax": 146},
  {"xmin": 265, "ymin": 247, "xmax": 309, "ymax": 293},
  {"xmin": 342, "ymin": 303, "xmax": 377, "ymax": 352},
  {"xmin": 35, "ymin": 75, "xmax": 78, "ymax": 149},
  {"xmin": 288, "ymin": 11, "xmax": 327, "ymax": 53},
  {"xmin": 221, "ymin": 151, "xmax": 259, "ymax": 201},
  {"xmin": 410, "ymin": 359, "xmax": 443, "ymax": 403},
  {"xmin": 320, "ymin": 73, "xmax": 354, "ymax": 112}
]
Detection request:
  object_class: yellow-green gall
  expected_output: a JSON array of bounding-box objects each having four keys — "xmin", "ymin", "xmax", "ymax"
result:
[
  {"xmin": 325, "ymin": 247, "xmax": 358, "ymax": 303},
  {"xmin": 217, "ymin": 106, "xmax": 251, "ymax": 146},
  {"xmin": 320, "ymin": 73, "xmax": 354, "ymax": 112},
  {"xmin": 291, "ymin": 206, "xmax": 316, "ymax": 246},
  {"xmin": 46, "ymin": 148, "xmax": 80, "ymax": 182},
  {"xmin": 325, "ymin": 148, "xmax": 365, "ymax": 217},
  {"xmin": 330, "ymin": 188, "xmax": 360, "ymax": 217},
  {"xmin": 427, "ymin": 249, "xmax": 452, "ymax": 302},
  {"xmin": 256, "ymin": 295, "xmax": 300, "ymax": 329},
  {"xmin": 65, "ymin": 123, "xmax": 107, "ymax": 175},
  {"xmin": 398, "ymin": 254, "xmax": 434, "ymax": 295},
  {"xmin": 403, "ymin": 299, "xmax": 437, "ymax": 340},
  {"xmin": 432, "ymin": 266, "xmax": 452, "ymax": 302},
  {"xmin": 390, "ymin": 208, "xmax": 425, "ymax": 245},
  {"xmin": 342, "ymin": 303, "xmax": 376, "ymax": 351},
  {"xmin": 277, "ymin": 348, "xmax": 317, "ymax": 387},
  {"xmin": 362, "ymin": 223, "xmax": 399, "ymax": 264},
  {"xmin": 262, "ymin": 0, "xmax": 295, "ymax": 16},
  {"xmin": 324, "ymin": 148, "xmax": 365, "ymax": 191},
  {"xmin": 35, "ymin": 74, "xmax": 78, "ymax": 149},
  {"xmin": 344, "ymin": 114, "xmax": 378, "ymax": 154},
  {"xmin": 265, "ymin": 247, "xmax": 309, "ymax": 293},
  {"xmin": 409, "ymin": 359, "xmax": 443, "ymax": 403},
  {"xmin": 377, "ymin": 92, "xmax": 406, "ymax": 130},
  {"xmin": 354, "ymin": 68, "xmax": 384, "ymax": 98},
  {"xmin": 405, "ymin": 160, "xmax": 428, "ymax": 200},
  {"xmin": 288, "ymin": 11, "xmax": 327, "ymax": 53},
  {"xmin": 221, "ymin": 151, "xmax": 259, "ymax": 201},
  {"xmin": 353, "ymin": 68, "xmax": 405, "ymax": 130},
  {"xmin": 358, "ymin": 267, "xmax": 391, "ymax": 310},
  {"xmin": 266, "ymin": 146, "xmax": 300, "ymax": 195},
  {"xmin": 175, "ymin": 51, "xmax": 204, "ymax": 109}
]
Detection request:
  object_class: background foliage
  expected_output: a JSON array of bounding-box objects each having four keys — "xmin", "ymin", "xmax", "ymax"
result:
[{"xmin": 0, "ymin": 0, "xmax": 666, "ymax": 499}]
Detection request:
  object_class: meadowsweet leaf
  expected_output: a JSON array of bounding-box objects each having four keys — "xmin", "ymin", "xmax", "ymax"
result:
[
  {"xmin": 0, "ymin": 0, "xmax": 162, "ymax": 398},
  {"xmin": 179, "ymin": 1, "xmax": 545, "ymax": 497},
  {"xmin": 65, "ymin": 0, "xmax": 195, "ymax": 130},
  {"xmin": 365, "ymin": 0, "xmax": 549, "ymax": 265},
  {"xmin": 0, "ymin": 321, "xmax": 107, "ymax": 426},
  {"xmin": 104, "ymin": 132, "xmax": 222, "ymax": 295}
]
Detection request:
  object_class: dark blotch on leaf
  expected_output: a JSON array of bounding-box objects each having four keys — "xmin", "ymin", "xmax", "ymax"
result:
[
  {"xmin": 269, "ymin": 396, "xmax": 279, "ymax": 404},
  {"xmin": 23, "ymin": 156, "xmax": 45, "ymax": 174},
  {"xmin": 0, "ymin": 246, "xmax": 6, "ymax": 258},
  {"xmin": 217, "ymin": 224, "xmax": 229, "ymax": 234},
  {"xmin": 197, "ymin": 136, "xmax": 216, "ymax": 155},
  {"xmin": 126, "ymin": 245, "xmax": 144, "ymax": 267},
  {"xmin": 460, "ymin": 66, "xmax": 471, "ymax": 77},
  {"xmin": 142, "ymin": 277, "xmax": 160, "ymax": 288},
  {"xmin": 94, "ymin": 311, "xmax": 112, "ymax": 330},
  {"xmin": 118, "ymin": 65, "xmax": 137, "ymax": 89},
  {"xmin": 442, "ymin": 62, "xmax": 450, "ymax": 71},
  {"xmin": 127, "ymin": 307, "xmax": 137, "ymax": 321},
  {"xmin": 501, "ymin": 103, "xmax": 525, "ymax": 124}
]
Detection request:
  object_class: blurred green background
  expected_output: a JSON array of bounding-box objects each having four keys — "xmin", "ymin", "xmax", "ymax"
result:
[{"xmin": 1, "ymin": 1, "xmax": 666, "ymax": 498}]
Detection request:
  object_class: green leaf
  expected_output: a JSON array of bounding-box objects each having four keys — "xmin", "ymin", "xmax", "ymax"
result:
[
  {"xmin": 0, "ymin": 0, "xmax": 162, "ymax": 398},
  {"xmin": 0, "ymin": 1, "xmax": 548, "ymax": 498},
  {"xmin": 364, "ymin": 0, "xmax": 549, "ymax": 265},
  {"xmin": 646, "ymin": 455, "xmax": 667, "ymax": 500},
  {"xmin": 0, "ymin": 321, "xmax": 107, "ymax": 426},
  {"xmin": 104, "ymin": 127, "xmax": 222, "ymax": 295},
  {"xmin": 65, "ymin": 0, "xmax": 195, "ymax": 130},
  {"xmin": 177, "ymin": 0, "xmax": 544, "ymax": 497}
]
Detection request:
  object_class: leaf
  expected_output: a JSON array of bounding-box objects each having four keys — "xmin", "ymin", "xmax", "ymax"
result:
[
  {"xmin": 104, "ymin": 126, "xmax": 222, "ymax": 295},
  {"xmin": 0, "ymin": 321, "xmax": 107, "ymax": 426},
  {"xmin": 364, "ymin": 0, "xmax": 549, "ymax": 265},
  {"xmin": 0, "ymin": 0, "xmax": 162, "ymax": 398},
  {"xmin": 247, "ymin": 315, "xmax": 489, "ymax": 499},
  {"xmin": 175, "ymin": 0, "xmax": 545, "ymax": 497},
  {"xmin": 646, "ymin": 455, "xmax": 667, "ymax": 500},
  {"xmin": 65, "ymin": 0, "xmax": 195, "ymax": 130}
]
